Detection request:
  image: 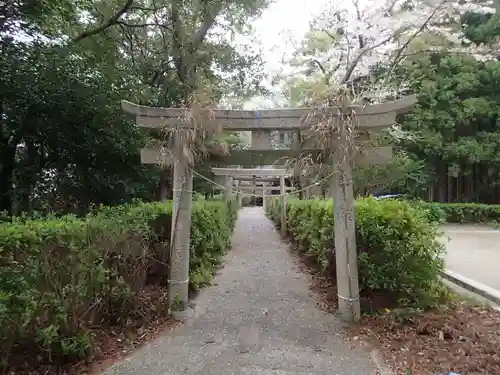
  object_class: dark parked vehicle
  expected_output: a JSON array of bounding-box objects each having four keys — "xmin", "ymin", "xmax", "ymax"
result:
[{"xmin": 373, "ymin": 194, "xmax": 408, "ymax": 200}]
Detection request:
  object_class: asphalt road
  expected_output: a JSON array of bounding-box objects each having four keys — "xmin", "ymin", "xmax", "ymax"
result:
[{"xmin": 442, "ymin": 224, "xmax": 500, "ymax": 291}]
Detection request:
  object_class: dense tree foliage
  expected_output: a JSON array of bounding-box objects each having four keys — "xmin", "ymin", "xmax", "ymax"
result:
[
  {"xmin": 0, "ymin": 41, "xmax": 156, "ymax": 215},
  {"xmin": 277, "ymin": 0, "xmax": 500, "ymax": 203},
  {"xmin": 0, "ymin": 0, "xmax": 266, "ymax": 215},
  {"xmin": 393, "ymin": 11, "xmax": 500, "ymax": 203}
]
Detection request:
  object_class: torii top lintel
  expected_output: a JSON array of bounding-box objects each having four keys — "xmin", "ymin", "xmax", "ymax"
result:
[
  {"xmin": 121, "ymin": 95, "xmax": 417, "ymax": 131},
  {"xmin": 211, "ymin": 167, "xmax": 291, "ymax": 178}
]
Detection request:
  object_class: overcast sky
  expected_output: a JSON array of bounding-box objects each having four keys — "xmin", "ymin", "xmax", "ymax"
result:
[
  {"xmin": 252, "ymin": 0, "xmax": 328, "ymax": 73},
  {"xmin": 239, "ymin": 0, "xmax": 330, "ymax": 108}
]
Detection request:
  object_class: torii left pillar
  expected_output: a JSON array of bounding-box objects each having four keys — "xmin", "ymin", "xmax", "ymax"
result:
[
  {"xmin": 280, "ymin": 175, "xmax": 286, "ymax": 236},
  {"xmin": 262, "ymin": 182, "xmax": 267, "ymax": 211},
  {"xmin": 224, "ymin": 175, "xmax": 233, "ymax": 201},
  {"xmin": 169, "ymin": 132, "xmax": 193, "ymax": 320}
]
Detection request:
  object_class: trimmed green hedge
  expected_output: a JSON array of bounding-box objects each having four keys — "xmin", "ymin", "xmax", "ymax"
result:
[
  {"xmin": 267, "ymin": 198, "xmax": 445, "ymax": 308},
  {"xmin": 414, "ymin": 202, "xmax": 500, "ymax": 223},
  {"xmin": 0, "ymin": 199, "xmax": 237, "ymax": 368}
]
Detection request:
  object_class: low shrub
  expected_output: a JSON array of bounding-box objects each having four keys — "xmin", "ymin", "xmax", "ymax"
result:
[
  {"xmin": 369, "ymin": 200, "xmax": 500, "ymax": 224},
  {"xmin": 416, "ymin": 202, "xmax": 500, "ymax": 223},
  {"xmin": 0, "ymin": 199, "xmax": 237, "ymax": 370},
  {"xmin": 267, "ymin": 197, "xmax": 445, "ymax": 308},
  {"xmin": 408, "ymin": 201, "xmax": 447, "ymax": 224},
  {"xmin": 189, "ymin": 199, "xmax": 238, "ymax": 290}
]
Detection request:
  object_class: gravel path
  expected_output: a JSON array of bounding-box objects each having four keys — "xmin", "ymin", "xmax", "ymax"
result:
[{"xmin": 101, "ymin": 207, "xmax": 381, "ymax": 375}]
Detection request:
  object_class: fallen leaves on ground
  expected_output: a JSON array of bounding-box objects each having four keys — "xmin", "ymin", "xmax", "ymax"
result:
[
  {"xmin": 353, "ymin": 304, "xmax": 500, "ymax": 375},
  {"xmin": 293, "ymin": 250, "xmax": 500, "ymax": 375}
]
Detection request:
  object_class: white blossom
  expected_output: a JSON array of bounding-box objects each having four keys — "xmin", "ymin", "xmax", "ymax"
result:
[{"xmin": 278, "ymin": 0, "xmax": 498, "ymax": 104}]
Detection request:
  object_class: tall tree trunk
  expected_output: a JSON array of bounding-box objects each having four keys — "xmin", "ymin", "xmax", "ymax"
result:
[
  {"xmin": 16, "ymin": 142, "xmax": 40, "ymax": 215},
  {"xmin": 0, "ymin": 146, "xmax": 16, "ymax": 215},
  {"xmin": 428, "ymin": 184, "xmax": 434, "ymax": 201},
  {"xmin": 436, "ymin": 162, "xmax": 447, "ymax": 202},
  {"xmin": 158, "ymin": 167, "xmax": 172, "ymax": 201},
  {"xmin": 447, "ymin": 175, "xmax": 453, "ymax": 202}
]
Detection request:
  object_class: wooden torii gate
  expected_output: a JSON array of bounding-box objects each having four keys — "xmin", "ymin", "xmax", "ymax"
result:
[
  {"xmin": 233, "ymin": 179, "xmax": 295, "ymax": 209},
  {"xmin": 122, "ymin": 96, "xmax": 417, "ymax": 323},
  {"xmin": 211, "ymin": 167, "xmax": 294, "ymax": 234}
]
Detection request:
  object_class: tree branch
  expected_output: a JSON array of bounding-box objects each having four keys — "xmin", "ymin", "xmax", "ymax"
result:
[
  {"xmin": 170, "ymin": 0, "xmax": 184, "ymax": 74},
  {"xmin": 351, "ymin": 0, "xmax": 366, "ymax": 49},
  {"xmin": 386, "ymin": 0, "xmax": 399, "ymax": 15},
  {"xmin": 384, "ymin": 0, "xmax": 445, "ymax": 80},
  {"xmin": 72, "ymin": 0, "xmax": 134, "ymax": 43},
  {"xmin": 311, "ymin": 59, "xmax": 327, "ymax": 76},
  {"xmin": 344, "ymin": 33, "xmax": 353, "ymax": 73},
  {"xmin": 342, "ymin": 34, "xmax": 393, "ymax": 83},
  {"xmin": 311, "ymin": 59, "xmax": 333, "ymax": 84},
  {"xmin": 130, "ymin": 4, "xmax": 169, "ymax": 12},
  {"xmin": 192, "ymin": 0, "xmax": 223, "ymax": 50},
  {"xmin": 324, "ymin": 30, "xmax": 336, "ymax": 40},
  {"xmin": 116, "ymin": 20, "xmax": 171, "ymax": 30}
]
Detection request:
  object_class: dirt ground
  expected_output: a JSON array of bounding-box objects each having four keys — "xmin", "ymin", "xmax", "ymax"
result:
[{"xmin": 300, "ymin": 257, "xmax": 500, "ymax": 375}]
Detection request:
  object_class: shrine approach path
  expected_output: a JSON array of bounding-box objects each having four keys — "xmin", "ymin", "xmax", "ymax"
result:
[{"xmin": 101, "ymin": 207, "xmax": 384, "ymax": 375}]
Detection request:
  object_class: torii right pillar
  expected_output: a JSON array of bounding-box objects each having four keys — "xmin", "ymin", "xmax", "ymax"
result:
[
  {"xmin": 332, "ymin": 118, "xmax": 360, "ymax": 323},
  {"xmin": 331, "ymin": 97, "xmax": 416, "ymax": 323}
]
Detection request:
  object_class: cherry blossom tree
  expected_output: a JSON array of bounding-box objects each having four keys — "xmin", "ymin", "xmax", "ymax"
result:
[
  {"xmin": 278, "ymin": 0, "xmax": 498, "ymax": 105},
  {"xmin": 267, "ymin": 0, "xmax": 500, "ymax": 205}
]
